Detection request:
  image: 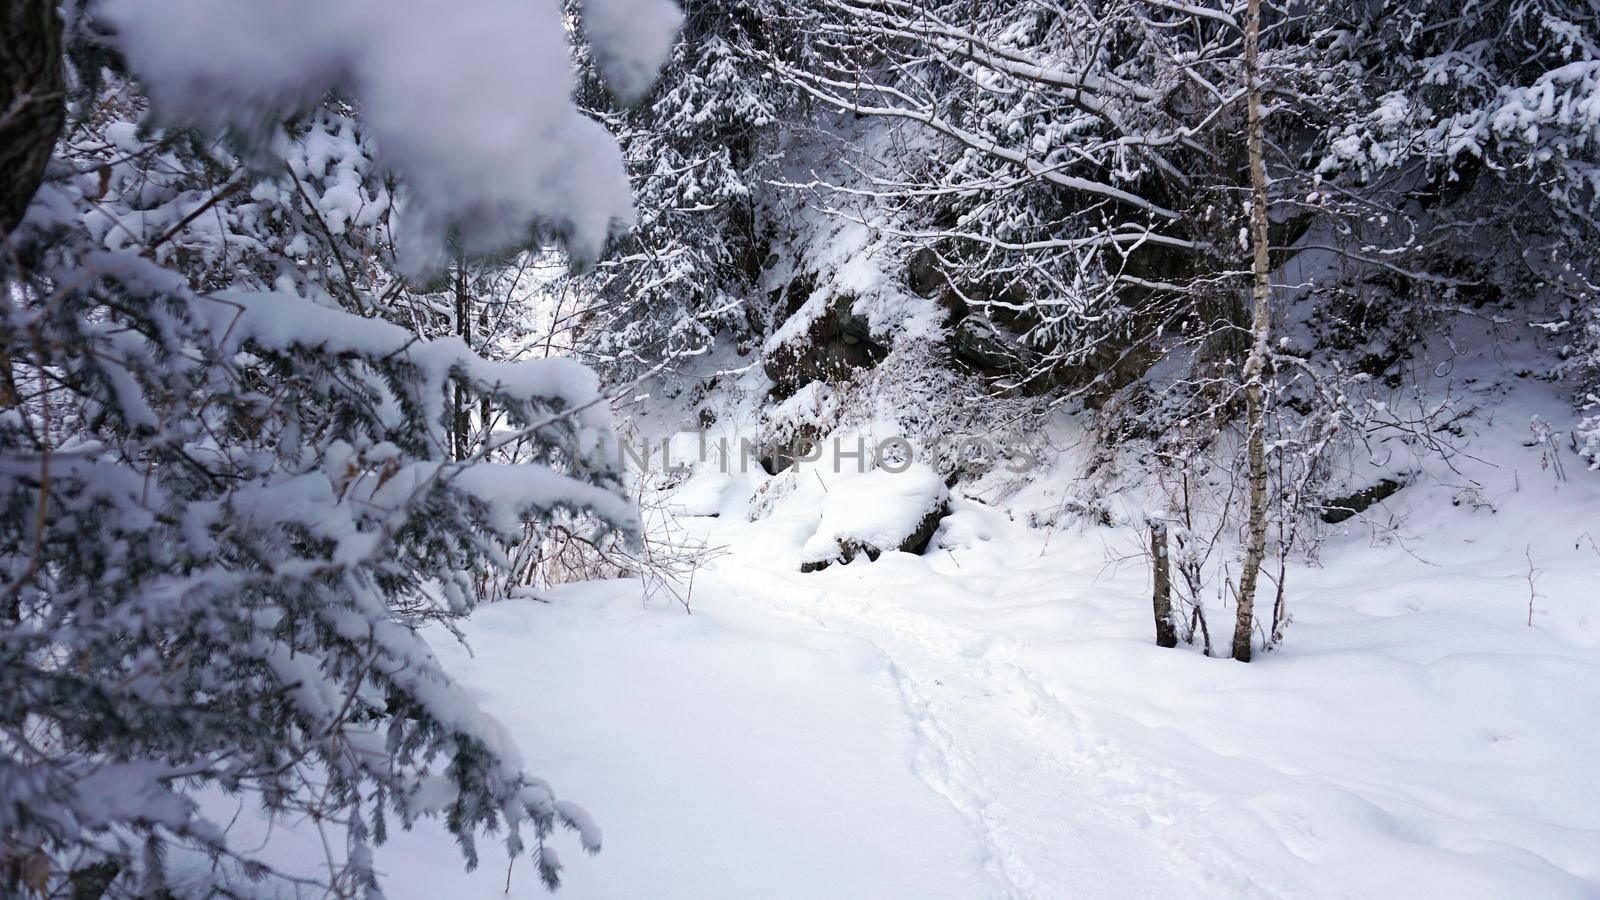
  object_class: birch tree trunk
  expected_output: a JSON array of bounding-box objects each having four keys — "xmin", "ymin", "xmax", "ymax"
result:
[{"xmin": 1232, "ymin": 0, "xmax": 1272, "ymax": 663}]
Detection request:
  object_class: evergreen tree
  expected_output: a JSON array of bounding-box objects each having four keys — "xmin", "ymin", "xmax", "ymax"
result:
[
  {"xmin": 0, "ymin": 0, "xmax": 679, "ymax": 893},
  {"xmin": 565, "ymin": 0, "xmax": 804, "ymax": 377}
]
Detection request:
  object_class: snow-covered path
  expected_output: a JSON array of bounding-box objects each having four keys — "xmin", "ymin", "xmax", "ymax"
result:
[{"xmin": 705, "ymin": 564, "xmax": 1225, "ymax": 898}]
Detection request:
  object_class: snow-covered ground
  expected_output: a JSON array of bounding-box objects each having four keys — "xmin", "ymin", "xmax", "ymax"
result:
[{"xmin": 213, "ymin": 369, "xmax": 1599, "ymax": 898}]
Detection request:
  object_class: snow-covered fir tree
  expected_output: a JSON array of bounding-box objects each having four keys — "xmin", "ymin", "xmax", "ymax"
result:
[
  {"xmin": 0, "ymin": 0, "xmax": 679, "ymax": 894},
  {"xmin": 563, "ymin": 0, "xmax": 804, "ymax": 377}
]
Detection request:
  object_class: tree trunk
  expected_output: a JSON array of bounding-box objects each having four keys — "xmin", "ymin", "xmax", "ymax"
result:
[
  {"xmin": 1151, "ymin": 521, "xmax": 1177, "ymax": 648},
  {"xmin": 1233, "ymin": 0, "xmax": 1272, "ymax": 664},
  {"xmin": 453, "ymin": 258, "xmax": 472, "ymax": 460},
  {"xmin": 479, "ymin": 291, "xmax": 492, "ymax": 438},
  {"xmin": 0, "ymin": 0, "xmax": 64, "ymax": 239},
  {"xmin": 1, "ymin": 0, "xmax": 65, "ymax": 418}
]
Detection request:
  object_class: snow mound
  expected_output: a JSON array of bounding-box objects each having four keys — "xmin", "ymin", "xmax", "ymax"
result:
[
  {"xmin": 665, "ymin": 471, "xmax": 735, "ymax": 518},
  {"xmin": 800, "ymin": 464, "xmax": 949, "ymax": 572}
]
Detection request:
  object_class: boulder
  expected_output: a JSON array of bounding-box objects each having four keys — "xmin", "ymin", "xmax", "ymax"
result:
[
  {"xmin": 907, "ymin": 247, "xmax": 945, "ymax": 297},
  {"xmin": 1320, "ymin": 476, "xmax": 1407, "ymax": 524},
  {"xmin": 799, "ymin": 465, "xmax": 950, "ymax": 572},
  {"xmin": 764, "ymin": 291, "xmax": 887, "ymax": 401},
  {"xmin": 950, "ymin": 317, "xmax": 1036, "ymax": 377}
]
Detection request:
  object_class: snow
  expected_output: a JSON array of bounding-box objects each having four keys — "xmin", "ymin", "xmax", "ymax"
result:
[
  {"xmin": 103, "ymin": 0, "xmax": 681, "ymax": 266},
  {"xmin": 191, "ymin": 581, "xmax": 995, "ymax": 898},
  {"xmin": 799, "ymin": 463, "xmax": 949, "ymax": 567},
  {"xmin": 663, "ymin": 470, "xmax": 736, "ymax": 517},
  {"xmin": 184, "ymin": 352, "xmax": 1598, "ymax": 899}
]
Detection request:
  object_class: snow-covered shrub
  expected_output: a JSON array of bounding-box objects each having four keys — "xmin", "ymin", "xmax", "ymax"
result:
[
  {"xmin": 1566, "ymin": 294, "xmax": 1600, "ymax": 469},
  {"xmin": 836, "ymin": 340, "xmax": 1047, "ymax": 484},
  {"xmin": 1316, "ymin": 0, "xmax": 1600, "ymax": 445},
  {"xmin": 1579, "ymin": 408, "xmax": 1600, "ymax": 469},
  {"xmin": 1318, "ymin": 0, "xmax": 1600, "ymax": 227},
  {"xmin": 492, "ymin": 480, "xmax": 721, "ymax": 614}
]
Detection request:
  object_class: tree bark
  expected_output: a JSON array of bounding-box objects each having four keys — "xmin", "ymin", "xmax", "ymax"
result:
[
  {"xmin": 1151, "ymin": 521, "xmax": 1177, "ymax": 648},
  {"xmin": 1, "ymin": 0, "xmax": 65, "ymax": 239},
  {"xmin": 453, "ymin": 258, "xmax": 472, "ymax": 460},
  {"xmin": 1233, "ymin": 0, "xmax": 1272, "ymax": 663}
]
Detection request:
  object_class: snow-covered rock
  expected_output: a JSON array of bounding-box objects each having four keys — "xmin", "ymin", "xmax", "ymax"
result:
[
  {"xmin": 799, "ymin": 464, "xmax": 949, "ymax": 572},
  {"xmin": 665, "ymin": 471, "xmax": 735, "ymax": 518}
]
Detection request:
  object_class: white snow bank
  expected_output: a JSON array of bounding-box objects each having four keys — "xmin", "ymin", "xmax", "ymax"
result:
[
  {"xmin": 664, "ymin": 471, "xmax": 736, "ymax": 517},
  {"xmin": 800, "ymin": 464, "xmax": 948, "ymax": 567}
]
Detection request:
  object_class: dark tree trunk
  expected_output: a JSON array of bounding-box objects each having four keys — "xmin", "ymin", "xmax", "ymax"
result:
[
  {"xmin": 1, "ymin": 0, "xmax": 65, "ymax": 238},
  {"xmin": 453, "ymin": 258, "xmax": 472, "ymax": 460},
  {"xmin": 1150, "ymin": 521, "xmax": 1177, "ymax": 648},
  {"xmin": 479, "ymin": 290, "xmax": 492, "ymax": 436}
]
